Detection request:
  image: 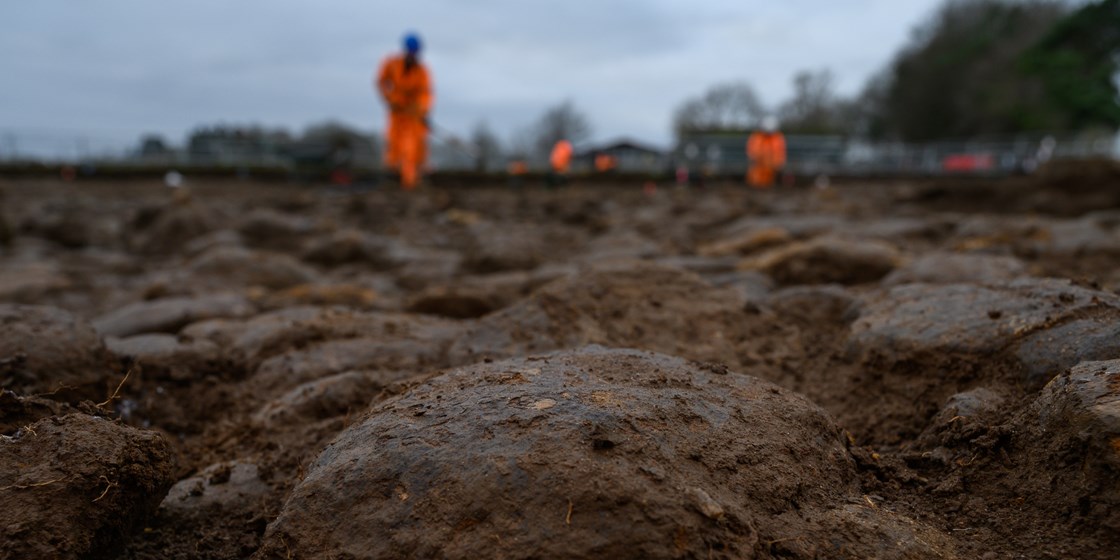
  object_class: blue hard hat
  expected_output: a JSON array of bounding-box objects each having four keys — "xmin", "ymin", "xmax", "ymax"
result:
[{"xmin": 403, "ymin": 32, "xmax": 422, "ymax": 54}]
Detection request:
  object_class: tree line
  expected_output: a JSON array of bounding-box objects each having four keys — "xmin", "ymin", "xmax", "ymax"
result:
[
  {"xmin": 675, "ymin": 0, "xmax": 1120, "ymax": 141},
  {"xmin": 498, "ymin": 0, "xmax": 1120, "ymax": 162}
]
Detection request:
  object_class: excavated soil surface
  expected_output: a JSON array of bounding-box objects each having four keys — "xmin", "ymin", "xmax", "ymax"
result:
[{"xmin": 2, "ymin": 169, "xmax": 1120, "ymax": 559}]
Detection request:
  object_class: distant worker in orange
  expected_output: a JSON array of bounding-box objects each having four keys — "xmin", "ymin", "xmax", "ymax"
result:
[
  {"xmin": 548, "ymin": 139, "xmax": 573, "ymax": 187},
  {"xmin": 594, "ymin": 152, "xmax": 617, "ymax": 173},
  {"xmin": 747, "ymin": 116, "xmax": 786, "ymax": 188},
  {"xmin": 507, "ymin": 157, "xmax": 528, "ymax": 188},
  {"xmin": 508, "ymin": 159, "xmax": 529, "ymax": 176},
  {"xmin": 376, "ymin": 32, "xmax": 432, "ymax": 190}
]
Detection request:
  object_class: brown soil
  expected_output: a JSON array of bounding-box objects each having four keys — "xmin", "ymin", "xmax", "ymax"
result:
[
  {"xmin": 257, "ymin": 347, "xmax": 953, "ymax": 559},
  {"xmin": 0, "ymin": 409, "xmax": 174, "ymax": 560},
  {"xmin": 0, "ymin": 171, "xmax": 1118, "ymax": 559}
]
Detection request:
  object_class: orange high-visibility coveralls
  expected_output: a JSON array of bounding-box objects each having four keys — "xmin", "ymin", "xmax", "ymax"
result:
[
  {"xmin": 550, "ymin": 140, "xmax": 573, "ymax": 173},
  {"xmin": 747, "ymin": 131, "xmax": 786, "ymax": 188},
  {"xmin": 594, "ymin": 153, "xmax": 616, "ymax": 172},
  {"xmin": 376, "ymin": 55, "xmax": 432, "ymax": 189}
]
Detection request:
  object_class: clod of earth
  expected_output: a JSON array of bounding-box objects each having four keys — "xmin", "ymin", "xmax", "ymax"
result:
[
  {"xmin": 0, "ymin": 413, "xmax": 174, "ymax": 560},
  {"xmin": 257, "ymin": 347, "xmax": 955, "ymax": 560}
]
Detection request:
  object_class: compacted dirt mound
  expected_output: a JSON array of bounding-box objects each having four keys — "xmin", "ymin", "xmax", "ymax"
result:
[
  {"xmin": 130, "ymin": 461, "xmax": 274, "ymax": 560},
  {"xmin": 740, "ymin": 237, "xmax": 901, "ymax": 286},
  {"xmin": 989, "ymin": 360, "xmax": 1120, "ymax": 551},
  {"xmin": 460, "ymin": 221, "xmax": 586, "ymax": 273},
  {"xmin": 0, "ymin": 413, "xmax": 174, "ymax": 560},
  {"xmin": 1025, "ymin": 158, "xmax": 1120, "ymax": 215},
  {"xmin": 0, "ymin": 304, "xmax": 117, "ymax": 401},
  {"xmin": 448, "ymin": 262, "xmax": 797, "ymax": 371},
  {"xmin": 236, "ymin": 208, "xmax": 315, "ymax": 252},
  {"xmin": 0, "ymin": 262, "xmax": 73, "ymax": 304},
  {"xmin": 854, "ymin": 279, "xmax": 1116, "ymax": 356},
  {"xmin": 183, "ymin": 246, "xmax": 319, "ymax": 291},
  {"xmin": 405, "ymin": 268, "xmax": 566, "ymax": 319},
  {"xmin": 881, "ymin": 359, "xmax": 1120, "ymax": 559},
  {"xmin": 104, "ymin": 333, "xmax": 226, "ymax": 383},
  {"xmin": 92, "ymin": 294, "xmax": 256, "ymax": 338},
  {"xmin": 834, "ymin": 278, "xmax": 1120, "ymax": 443},
  {"xmin": 258, "ymin": 347, "xmax": 954, "ymax": 560},
  {"xmin": 967, "ymin": 359, "xmax": 1120, "ymax": 556},
  {"xmin": 128, "ymin": 198, "xmax": 224, "ymax": 255},
  {"xmin": 904, "ymin": 158, "xmax": 1120, "ymax": 217},
  {"xmin": 881, "ymin": 252, "xmax": 1028, "ymax": 286},
  {"xmin": 0, "ymin": 390, "xmax": 77, "ymax": 434},
  {"xmin": 18, "ymin": 199, "xmax": 124, "ymax": 250},
  {"xmin": 240, "ymin": 310, "xmax": 463, "ymax": 401}
]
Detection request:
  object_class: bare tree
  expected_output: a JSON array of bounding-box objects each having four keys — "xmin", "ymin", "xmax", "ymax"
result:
[
  {"xmin": 779, "ymin": 69, "xmax": 855, "ymax": 134},
  {"xmin": 505, "ymin": 125, "xmax": 538, "ymax": 167},
  {"xmin": 470, "ymin": 121, "xmax": 503, "ymax": 172},
  {"xmin": 136, "ymin": 134, "xmax": 172, "ymax": 157},
  {"xmin": 778, "ymin": 69, "xmax": 851, "ymax": 134},
  {"xmin": 672, "ymin": 82, "xmax": 766, "ymax": 136},
  {"xmin": 532, "ymin": 101, "xmax": 592, "ymax": 158}
]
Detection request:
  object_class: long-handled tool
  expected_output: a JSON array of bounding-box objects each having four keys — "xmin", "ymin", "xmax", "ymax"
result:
[{"xmin": 426, "ymin": 120, "xmax": 480, "ymax": 161}]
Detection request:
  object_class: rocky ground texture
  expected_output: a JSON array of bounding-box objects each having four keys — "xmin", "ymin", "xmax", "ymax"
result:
[{"xmin": 2, "ymin": 162, "xmax": 1120, "ymax": 559}]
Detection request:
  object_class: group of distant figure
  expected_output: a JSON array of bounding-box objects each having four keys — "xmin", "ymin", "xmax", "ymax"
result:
[{"xmin": 375, "ymin": 32, "xmax": 787, "ymax": 190}]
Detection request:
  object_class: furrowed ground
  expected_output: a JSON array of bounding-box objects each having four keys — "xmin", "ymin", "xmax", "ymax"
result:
[{"xmin": 2, "ymin": 162, "xmax": 1119, "ymax": 559}]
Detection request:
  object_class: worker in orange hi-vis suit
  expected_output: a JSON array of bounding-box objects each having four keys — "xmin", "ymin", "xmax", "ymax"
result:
[
  {"xmin": 376, "ymin": 32, "xmax": 433, "ymax": 190},
  {"xmin": 594, "ymin": 153, "xmax": 617, "ymax": 173},
  {"xmin": 548, "ymin": 139, "xmax": 573, "ymax": 188},
  {"xmin": 747, "ymin": 116, "xmax": 786, "ymax": 188},
  {"xmin": 551, "ymin": 140, "xmax": 573, "ymax": 173},
  {"xmin": 508, "ymin": 159, "xmax": 528, "ymax": 176}
]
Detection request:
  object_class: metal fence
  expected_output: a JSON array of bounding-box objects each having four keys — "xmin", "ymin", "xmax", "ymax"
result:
[
  {"xmin": 0, "ymin": 128, "xmax": 473, "ymax": 173},
  {"xmin": 673, "ymin": 131, "xmax": 1120, "ymax": 178},
  {"xmin": 2, "ymin": 127, "xmax": 1118, "ymax": 177},
  {"xmin": 0, "ymin": 127, "xmax": 380, "ymax": 168}
]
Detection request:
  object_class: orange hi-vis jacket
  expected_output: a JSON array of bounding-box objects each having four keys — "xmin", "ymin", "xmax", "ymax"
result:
[
  {"xmin": 550, "ymin": 140, "xmax": 573, "ymax": 173},
  {"xmin": 747, "ymin": 131, "xmax": 786, "ymax": 188},
  {"xmin": 594, "ymin": 153, "xmax": 617, "ymax": 172},
  {"xmin": 376, "ymin": 55, "xmax": 433, "ymax": 188}
]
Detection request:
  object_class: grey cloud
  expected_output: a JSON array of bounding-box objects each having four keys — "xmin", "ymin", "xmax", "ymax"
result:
[{"xmin": 0, "ymin": 0, "xmax": 944, "ymax": 152}]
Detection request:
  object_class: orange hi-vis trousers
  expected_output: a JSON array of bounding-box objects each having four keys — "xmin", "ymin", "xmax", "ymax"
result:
[
  {"xmin": 385, "ymin": 111, "xmax": 427, "ymax": 190},
  {"xmin": 747, "ymin": 131, "xmax": 786, "ymax": 189}
]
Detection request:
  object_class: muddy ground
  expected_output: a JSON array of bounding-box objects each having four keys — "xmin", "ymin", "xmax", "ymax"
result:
[{"xmin": 2, "ymin": 162, "xmax": 1119, "ymax": 559}]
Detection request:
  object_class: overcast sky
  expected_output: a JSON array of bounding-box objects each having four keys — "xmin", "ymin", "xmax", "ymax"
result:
[{"xmin": 0, "ymin": 0, "xmax": 946, "ymax": 154}]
